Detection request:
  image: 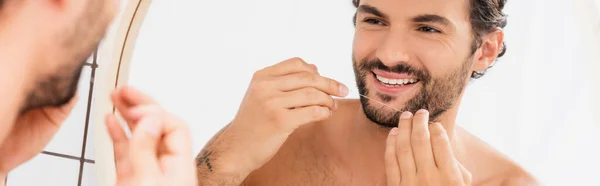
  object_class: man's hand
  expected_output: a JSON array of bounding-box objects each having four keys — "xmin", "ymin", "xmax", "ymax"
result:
[
  {"xmin": 195, "ymin": 57, "xmax": 349, "ymax": 184},
  {"xmin": 105, "ymin": 86, "xmax": 197, "ymax": 186},
  {"xmin": 385, "ymin": 109, "xmax": 472, "ymax": 186},
  {"xmin": 0, "ymin": 94, "xmax": 79, "ymax": 179}
]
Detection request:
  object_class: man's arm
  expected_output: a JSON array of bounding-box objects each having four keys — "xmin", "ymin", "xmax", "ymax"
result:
[
  {"xmin": 196, "ymin": 123, "xmax": 247, "ymax": 186},
  {"xmin": 195, "ymin": 58, "xmax": 348, "ymax": 186}
]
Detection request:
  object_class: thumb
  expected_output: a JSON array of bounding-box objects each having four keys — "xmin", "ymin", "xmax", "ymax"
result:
[{"xmin": 129, "ymin": 113, "xmax": 163, "ymax": 182}]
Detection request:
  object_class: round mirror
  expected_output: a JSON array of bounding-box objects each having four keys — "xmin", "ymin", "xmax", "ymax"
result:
[{"xmin": 92, "ymin": 0, "xmax": 600, "ymax": 185}]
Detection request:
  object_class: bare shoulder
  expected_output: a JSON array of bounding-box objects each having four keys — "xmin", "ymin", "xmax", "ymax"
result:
[
  {"xmin": 455, "ymin": 128, "xmax": 540, "ymax": 186},
  {"xmin": 498, "ymin": 168, "xmax": 540, "ymax": 186}
]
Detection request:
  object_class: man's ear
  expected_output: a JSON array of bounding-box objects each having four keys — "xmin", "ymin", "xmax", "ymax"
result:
[{"xmin": 472, "ymin": 28, "xmax": 504, "ymax": 72}]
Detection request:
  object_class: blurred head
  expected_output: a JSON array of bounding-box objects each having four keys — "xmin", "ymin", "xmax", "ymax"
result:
[
  {"xmin": 352, "ymin": 0, "xmax": 507, "ymax": 128},
  {"xmin": 0, "ymin": 0, "xmax": 118, "ymax": 112}
]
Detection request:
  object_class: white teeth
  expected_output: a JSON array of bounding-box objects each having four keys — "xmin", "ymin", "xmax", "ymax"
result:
[
  {"xmin": 376, "ymin": 74, "xmax": 418, "ymax": 85},
  {"xmin": 380, "ymin": 77, "xmax": 389, "ymax": 84}
]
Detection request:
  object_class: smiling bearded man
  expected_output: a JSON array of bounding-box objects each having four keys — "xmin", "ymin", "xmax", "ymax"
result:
[{"xmin": 194, "ymin": 0, "xmax": 540, "ymax": 185}]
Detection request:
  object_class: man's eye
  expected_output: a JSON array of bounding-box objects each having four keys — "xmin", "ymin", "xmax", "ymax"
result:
[
  {"xmin": 418, "ymin": 26, "xmax": 441, "ymax": 33},
  {"xmin": 363, "ymin": 18, "xmax": 384, "ymax": 25}
]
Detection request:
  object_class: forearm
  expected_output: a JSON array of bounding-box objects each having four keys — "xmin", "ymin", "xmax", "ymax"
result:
[
  {"xmin": 195, "ymin": 123, "xmax": 250, "ymax": 186},
  {"xmin": 196, "ymin": 149, "xmax": 247, "ymax": 186}
]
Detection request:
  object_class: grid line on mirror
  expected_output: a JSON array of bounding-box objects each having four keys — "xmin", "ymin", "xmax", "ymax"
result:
[
  {"xmin": 41, "ymin": 151, "xmax": 95, "ymax": 164},
  {"xmin": 77, "ymin": 47, "xmax": 99, "ymax": 186}
]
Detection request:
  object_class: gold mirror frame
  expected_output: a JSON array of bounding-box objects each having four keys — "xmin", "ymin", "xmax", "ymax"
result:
[
  {"xmin": 92, "ymin": 0, "xmax": 152, "ymax": 185},
  {"xmin": 572, "ymin": 0, "xmax": 600, "ymax": 124}
]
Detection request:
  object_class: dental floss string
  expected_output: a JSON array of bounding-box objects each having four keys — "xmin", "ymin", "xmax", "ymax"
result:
[
  {"xmin": 358, "ymin": 94, "xmax": 402, "ymax": 112},
  {"xmin": 353, "ymin": 87, "xmax": 402, "ymax": 112}
]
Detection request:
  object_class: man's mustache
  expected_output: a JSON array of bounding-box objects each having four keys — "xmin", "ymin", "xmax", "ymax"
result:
[{"xmin": 358, "ymin": 58, "xmax": 429, "ymax": 81}]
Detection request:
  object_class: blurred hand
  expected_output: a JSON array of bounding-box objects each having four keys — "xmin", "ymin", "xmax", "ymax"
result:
[
  {"xmin": 106, "ymin": 86, "xmax": 196, "ymax": 186},
  {"xmin": 0, "ymin": 94, "xmax": 79, "ymax": 178},
  {"xmin": 385, "ymin": 110, "xmax": 471, "ymax": 186}
]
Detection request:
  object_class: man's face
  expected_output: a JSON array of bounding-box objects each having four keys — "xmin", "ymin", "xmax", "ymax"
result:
[
  {"xmin": 352, "ymin": 0, "xmax": 477, "ymax": 128},
  {"xmin": 22, "ymin": 0, "xmax": 117, "ymax": 112}
]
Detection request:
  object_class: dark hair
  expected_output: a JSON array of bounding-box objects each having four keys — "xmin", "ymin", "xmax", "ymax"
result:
[{"xmin": 352, "ymin": 0, "xmax": 508, "ymax": 79}]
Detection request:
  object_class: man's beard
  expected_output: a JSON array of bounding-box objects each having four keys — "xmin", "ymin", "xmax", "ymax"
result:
[
  {"xmin": 21, "ymin": 63, "xmax": 85, "ymax": 112},
  {"xmin": 21, "ymin": 0, "xmax": 109, "ymax": 112},
  {"xmin": 352, "ymin": 56, "xmax": 473, "ymax": 128}
]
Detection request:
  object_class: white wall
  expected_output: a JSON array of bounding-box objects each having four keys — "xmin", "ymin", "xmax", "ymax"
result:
[{"xmin": 127, "ymin": 0, "xmax": 600, "ymax": 185}]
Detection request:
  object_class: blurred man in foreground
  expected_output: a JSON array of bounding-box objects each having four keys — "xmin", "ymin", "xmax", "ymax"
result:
[{"xmin": 0, "ymin": 0, "xmax": 196, "ymax": 185}]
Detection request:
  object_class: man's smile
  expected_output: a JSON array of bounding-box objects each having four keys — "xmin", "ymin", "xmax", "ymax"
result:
[{"xmin": 371, "ymin": 69, "xmax": 421, "ymax": 95}]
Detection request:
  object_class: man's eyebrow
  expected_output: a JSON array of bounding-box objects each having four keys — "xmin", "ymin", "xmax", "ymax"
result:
[
  {"xmin": 412, "ymin": 14, "xmax": 451, "ymax": 26},
  {"xmin": 357, "ymin": 5, "xmax": 388, "ymax": 19}
]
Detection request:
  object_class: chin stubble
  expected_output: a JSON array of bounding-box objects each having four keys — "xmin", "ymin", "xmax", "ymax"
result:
[{"xmin": 352, "ymin": 56, "xmax": 473, "ymax": 128}]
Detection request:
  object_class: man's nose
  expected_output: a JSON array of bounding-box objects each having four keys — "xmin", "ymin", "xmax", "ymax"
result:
[{"xmin": 375, "ymin": 31, "xmax": 411, "ymax": 67}]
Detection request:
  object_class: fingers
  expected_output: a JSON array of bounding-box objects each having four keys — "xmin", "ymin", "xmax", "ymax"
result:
[
  {"xmin": 158, "ymin": 115, "xmax": 191, "ymax": 155},
  {"xmin": 256, "ymin": 57, "xmax": 317, "ymax": 77},
  {"xmin": 111, "ymin": 86, "xmax": 157, "ymax": 113},
  {"xmin": 129, "ymin": 111, "xmax": 163, "ymax": 180},
  {"xmin": 106, "ymin": 114, "xmax": 127, "ymax": 157},
  {"xmin": 127, "ymin": 105, "xmax": 166, "ymax": 124},
  {"xmin": 430, "ymin": 122, "xmax": 461, "ymax": 178},
  {"xmin": 458, "ymin": 161, "xmax": 472, "ymax": 185},
  {"xmin": 105, "ymin": 114, "xmax": 132, "ymax": 178},
  {"xmin": 119, "ymin": 86, "xmax": 157, "ymax": 105},
  {"xmin": 411, "ymin": 109, "xmax": 436, "ymax": 171},
  {"xmin": 396, "ymin": 111, "xmax": 416, "ymax": 178},
  {"xmin": 160, "ymin": 120, "xmax": 197, "ymax": 186},
  {"xmin": 285, "ymin": 106, "xmax": 331, "ymax": 127},
  {"xmin": 393, "ymin": 109, "xmax": 467, "ymax": 186},
  {"xmin": 275, "ymin": 88, "xmax": 336, "ymax": 110},
  {"xmin": 385, "ymin": 128, "xmax": 401, "ymax": 186},
  {"xmin": 111, "ymin": 86, "xmax": 159, "ymax": 129},
  {"xmin": 109, "ymin": 87, "xmax": 196, "ymax": 185},
  {"xmin": 274, "ymin": 72, "xmax": 349, "ymax": 98},
  {"xmin": 111, "ymin": 91, "xmax": 136, "ymax": 129},
  {"xmin": 130, "ymin": 106, "xmax": 195, "ymax": 186}
]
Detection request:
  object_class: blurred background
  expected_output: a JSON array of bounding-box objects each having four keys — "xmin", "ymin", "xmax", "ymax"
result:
[{"xmin": 6, "ymin": 0, "xmax": 600, "ymax": 185}]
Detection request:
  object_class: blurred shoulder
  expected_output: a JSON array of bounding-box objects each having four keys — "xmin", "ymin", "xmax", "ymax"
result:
[{"xmin": 499, "ymin": 168, "xmax": 540, "ymax": 186}]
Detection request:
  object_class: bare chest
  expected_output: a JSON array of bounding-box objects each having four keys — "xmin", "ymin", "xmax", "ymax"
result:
[
  {"xmin": 242, "ymin": 157, "xmax": 386, "ymax": 186},
  {"xmin": 241, "ymin": 141, "xmax": 386, "ymax": 186}
]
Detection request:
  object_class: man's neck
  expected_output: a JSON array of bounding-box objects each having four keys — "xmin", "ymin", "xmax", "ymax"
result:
[
  {"xmin": 338, "ymin": 101, "xmax": 466, "ymax": 170},
  {"xmin": 0, "ymin": 16, "xmax": 40, "ymax": 144},
  {"xmin": 351, "ymin": 104, "xmax": 461, "ymax": 142}
]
